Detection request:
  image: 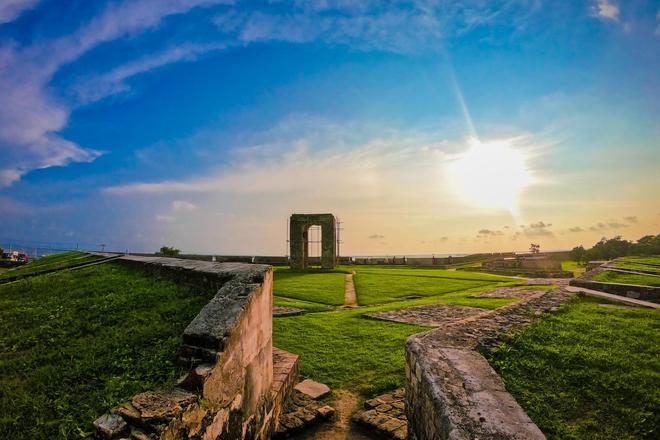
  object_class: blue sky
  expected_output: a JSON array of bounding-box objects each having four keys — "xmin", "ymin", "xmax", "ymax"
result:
[{"xmin": 1, "ymin": 0, "xmax": 659, "ymax": 255}]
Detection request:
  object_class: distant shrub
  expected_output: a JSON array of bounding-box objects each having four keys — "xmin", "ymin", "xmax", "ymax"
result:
[
  {"xmin": 571, "ymin": 234, "xmax": 660, "ymax": 262},
  {"xmin": 159, "ymin": 246, "xmax": 180, "ymax": 257}
]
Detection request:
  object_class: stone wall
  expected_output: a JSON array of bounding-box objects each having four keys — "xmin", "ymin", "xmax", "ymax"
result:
[
  {"xmin": 405, "ymin": 288, "xmax": 574, "ymax": 440},
  {"xmin": 94, "ymin": 256, "xmax": 282, "ymax": 440},
  {"xmin": 569, "ymin": 278, "xmax": 660, "ymax": 303},
  {"xmin": 289, "ymin": 213, "xmax": 337, "ymax": 270}
]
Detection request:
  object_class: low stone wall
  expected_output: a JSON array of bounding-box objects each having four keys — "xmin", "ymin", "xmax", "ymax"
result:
[
  {"xmin": 94, "ymin": 256, "xmax": 284, "ymax": 440},
  {"xmin": 462, "ymin": 266, "xmax": 573, "ymax": 278},
  {"xmin": 405, "ymin": 288, "xmax": 574, "ymax": 440},
  {"xmin": 569, "ymin": 278, "xmax": 660, "ymax": 303}
]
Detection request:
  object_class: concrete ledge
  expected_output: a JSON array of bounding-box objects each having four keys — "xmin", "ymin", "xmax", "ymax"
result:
[{"xmin": 569, "ymin": 278, "xmax": 660, "ymax": 303}]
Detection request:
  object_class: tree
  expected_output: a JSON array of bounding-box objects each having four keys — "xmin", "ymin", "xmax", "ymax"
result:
[
  {"xmin": 529, "ymin": 243, "xmax": 540, "ymax": 254},
  {"xmin": 159, "ymin": 246, "xmax": 180, "ymax": 257},
  {"xmin": 569, "ymin": 245, "xmax": 586, "ymax": 263}
]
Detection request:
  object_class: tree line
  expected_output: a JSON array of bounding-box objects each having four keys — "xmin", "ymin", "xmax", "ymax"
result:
[{"xmin": 569, "ymin": 234, "xmax": 660, "ymax": 262}]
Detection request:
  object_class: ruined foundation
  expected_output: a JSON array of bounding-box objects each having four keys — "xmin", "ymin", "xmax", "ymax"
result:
[{"xmin": 93, "ymin": 255, "xmax": 298, "ymax": 440}]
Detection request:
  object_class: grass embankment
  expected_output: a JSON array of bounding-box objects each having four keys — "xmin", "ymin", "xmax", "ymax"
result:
[
  {"xmin": 273, "ymin": 268, "xmax": 347, "ymax": 306},
  {"xmin": 352, "ymin": 266, "xmax": 517, "ymax": 306},
  {"xmin": 592, "ymin": 270, "xmax": 660, "ymax": 287},
  {"xmin": 273, "ymin": 267, "xmax": 520, "ymax": 397},
  {"xmin": 274, "ymin": 309, "xmax": 425, "ymax": 396},
  {"xmin": 612, "ymin": 256, "xmax": 660, "ymax": 274},
  {"xmin": 619, "ymin": 256, "xmax": 660, "ymax": 266},
  {"xmin": 561, "ymin": 260, "xmax": 586, "ymax": 277},
  {"xmin": 0, "ymin": 263, "xmax": 214, "ymax": 440},
  {"xmin": 0, "ymin": 251, "xmax": 104, "ymax": 280},
  {"xmin": 488, "ymin": 297, "xmax": 659, "ymax": 439}
]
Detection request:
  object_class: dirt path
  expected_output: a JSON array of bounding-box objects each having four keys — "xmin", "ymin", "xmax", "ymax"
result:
[
  {"xmin": 344, "ymin": 273, "xmax": 358, "ymax": 307},
  {"xmin": 290, "ymin": 391, "xmax": 381, "ymax": 440}
]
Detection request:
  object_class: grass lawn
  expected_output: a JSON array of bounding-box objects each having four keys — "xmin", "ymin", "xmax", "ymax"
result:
[
  {"xmin": 0, "ymin": 263, "xmax": 214, "ymax": 440},
  {"xmin": 0, "ymin": 251, "xmax": 104, "ymax": 280},
  {"xmin": 273, "ymin": 295, "xmax": 333, "ymax": 312},
  {"xmin": 619, "ymin": 256, "xmax": 660, "ymax": 266},
  {"xmin": 612, "ymin": 257, "xmax": 660, "ymax": 274},
  {"xmin": 561, "ymin": 260, "xmax": 586, "ymax": 277},
  {"xmin": 273, "ymin": 309, "xmax": 426, "ymax": 396},
  {"xmin": 352, "ymin": 266, "xmax": 516, "ymax": 282},
  {"xmin": 488, "ymin": 297, "xmax": 659, "ymax": 440},
  {"xmin": 273, "ymin": 268, "xmax": 347, "ymax": 305},
  {"xmin": 272, "ymin": 265, "xmax": 523, "ymax": 398},
  {"xmin": 354, "ymin": 273, "xmax": 496, "ymax": 305},
  {"xmin": 592, "ymin": 270, "xmax": 660, "ymax": 287}
]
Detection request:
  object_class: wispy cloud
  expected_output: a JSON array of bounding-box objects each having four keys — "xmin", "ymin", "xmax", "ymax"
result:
[
  {"xmin": 0, "ymin": 0, "xmax": 40, "ymax": 24},
  {"xmin": 591, "ymin": 0, "xmax": 620, "ymax": 21},
  {"xmin": 171, "ymin": 200, "xmax": 198, "ymax": 211},
  {"xmin": 73, "ymin": 42, "xmax": 228, "ymax": 104},
  {"xmin": 477, "ymin": 229, "xmax": 504, "ymax": 236},
  {"xmin": 0, "ymin": 0, "xmax": 231, "ymax": 186},
  {"xmin": 518, "ymin": 221, "xmax": 554, "ymax": 237},
  {"xmin": 368, "ymin": 234, "xmax": 385, "ymax": 240}
]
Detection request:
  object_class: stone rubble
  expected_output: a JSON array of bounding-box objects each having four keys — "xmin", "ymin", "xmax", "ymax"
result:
[
  {"xmin": 274, "ymin": 390, "xmax": 336, "ymax": 438},
  {"xmin": 353, "ymin": 389, "xmax": 407, "ymax": 440}
]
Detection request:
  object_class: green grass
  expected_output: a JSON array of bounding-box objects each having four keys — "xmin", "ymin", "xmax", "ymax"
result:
[
  {"xmin": 488, "ymin": 297, "xmax": 659, "ymax": 439},
  {"xmin": 0, "ymin": 263, "xmax": 214, "ymax": 440},
  {"xmin": 352, "ymin": 266, "xmax": 517, "ymax": 282},
  {"xmin": 562, "ymin": 260, "xmax": 586, "ymax": 277},
  {"xmin": 354, "ymin": 273, "xmax": 497, "ymax": 305},
  {"xmin": 273, "ymin": 269, "xmax": 347, "ymax": 305},
  {"xmin": 613, "ymin": 262, "xmax": 660, "ymax": 273},
  {"xmin": 272, "ymin": 269, "xmax": 521, "ymax": 398},
  {"xmin": 273, "ymin": 295, "xmax": 333, "ymax": 312},
  {"xmin": 618, "ymin": 256, "xmax": 660, "ymax": 266},
  {"xmin": 0, "ymin": 252, "xmax": 104, "ymax": 280},
  {"xmin": 592, "ymin": 270, "xmax": 660, "ymax": 287},
  {"xmin": 273, "ymin": 309, "xmax": 426, "ymax": 396},
  {"xmin": 612, "ymin": 257, "xmax": 660, "ymax": 274}
]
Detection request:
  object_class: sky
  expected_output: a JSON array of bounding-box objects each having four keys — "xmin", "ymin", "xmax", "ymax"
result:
[{"xmin": 0, "ymin": 0, "xmax": 659, "ymax": 256}]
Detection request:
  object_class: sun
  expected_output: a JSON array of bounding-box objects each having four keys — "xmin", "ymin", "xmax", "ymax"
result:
[{"xmin": 447, "ymin": 138, "xmax": 533, "ymax": 213}]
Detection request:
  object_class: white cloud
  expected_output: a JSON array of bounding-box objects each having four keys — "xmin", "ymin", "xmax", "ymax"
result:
[
  {"xmin": 99, "ymin": 115, "xmax": 555, "ymax": 254},
  {"xmin": 592, "ymin": 0, "xmax": 619, "ymax": 21},
  {"xmin": 171, "ymin": 200, "xmax": 198, "ymax": 211},
  {"xmin": 73, "ymin": 42, "xmax": 228, "ymax": 104},
  {"xmin": 156, "ymin": 214, "xmax": 175, "ymax": 223},
  {"xmin": 0, "ymin": 0, "xmax": 232, "ymax": 186},
  {"xmin": 0, "ymin": 0, "xmax": 40, "ymax": 24}
]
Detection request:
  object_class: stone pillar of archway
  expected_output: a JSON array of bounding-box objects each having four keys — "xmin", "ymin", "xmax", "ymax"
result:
[{"xmin": 289, "ymin": 213, "xmax": 337, "ymax": 270}]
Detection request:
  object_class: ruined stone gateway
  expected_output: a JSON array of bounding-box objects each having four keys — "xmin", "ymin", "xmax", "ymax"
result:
[{"xmin": 289, "ymin": 213, "xmax": 337, "ymax": 270}]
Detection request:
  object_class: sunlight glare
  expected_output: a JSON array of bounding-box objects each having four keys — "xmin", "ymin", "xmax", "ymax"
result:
[{"xmin": 447, "ymin": 138, "xmax": 533, "ymax": 213}]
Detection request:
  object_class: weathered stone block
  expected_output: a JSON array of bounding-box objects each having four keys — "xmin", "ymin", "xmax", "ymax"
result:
[{"xmin": 294, "ymin": 379, "xmax": 330, "ymax": 400}]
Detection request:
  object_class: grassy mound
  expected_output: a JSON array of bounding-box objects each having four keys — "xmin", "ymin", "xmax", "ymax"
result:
[
  {"xmin": 488, "ymin": 297, "xmax": 659, "ymax": 439},
  {"xmin": 0, "ymin": 251, "xmax": 104, "ymax": 280},
  {"xmin": 592, "ymin": 270, "xmax": 660, "ymax": 287},
  {"xmin": 0, "ymin": 263, "xmax": 214, "ymax": 440}
]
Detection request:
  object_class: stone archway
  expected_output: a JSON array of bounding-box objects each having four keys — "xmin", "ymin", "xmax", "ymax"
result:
[{"xmin": 289, "ymin": 214, "xmax": 337, "ymax": 270}]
